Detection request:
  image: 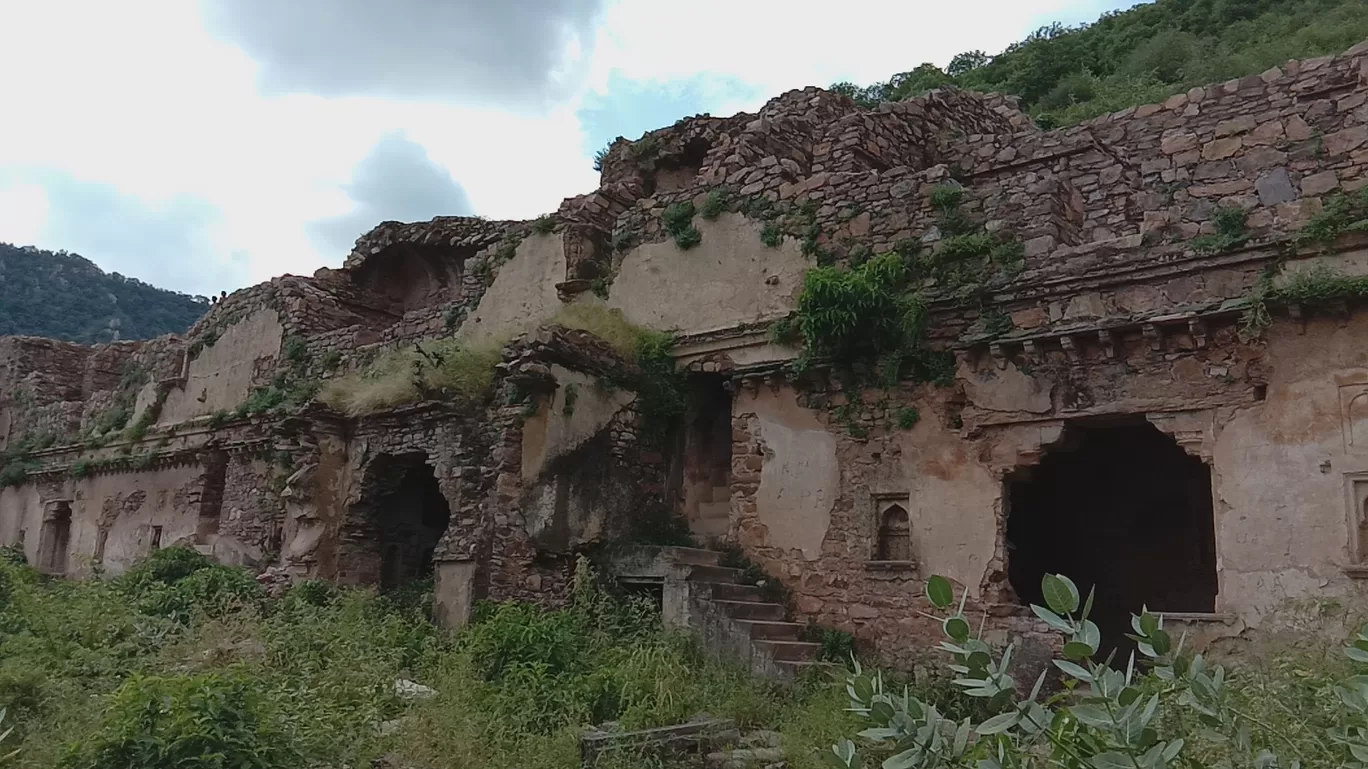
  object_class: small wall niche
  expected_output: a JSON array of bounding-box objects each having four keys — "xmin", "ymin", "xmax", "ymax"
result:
[{"xmin": 868, "ymin": 492, "xmax": 916, "ymax": 571}]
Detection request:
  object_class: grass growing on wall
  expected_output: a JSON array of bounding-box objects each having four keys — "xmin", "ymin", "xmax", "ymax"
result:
[{"xmin": 319, "ymin": 339, "xmax": 503, "ymax": 416}]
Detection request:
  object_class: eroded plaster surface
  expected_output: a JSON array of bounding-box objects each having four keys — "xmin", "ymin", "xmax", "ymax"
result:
[
  {"xmin": 148, "ymin": 309, "xmax": 284, "ymax": 425},
  {"xmin": 747, "ymin": 388, "xmax": 838, "ymax": 561},
  {"xmin": 521, "ymin": 365, "xmax": 634, "ymax": 482},
  {"xmin": 608, "ymin": 214, "xmax": 809, "ymax": 335},
  {"xmin": 459, "ymin": 234, "xmax": 566, "ymax": 345},
  {"xmin": 1213, "ymin": 315, "xmax": 1368, "ymax": 624},
  {"xmin": 896, "ymin": 422, "xmax": 1000, "ymax": 595}
]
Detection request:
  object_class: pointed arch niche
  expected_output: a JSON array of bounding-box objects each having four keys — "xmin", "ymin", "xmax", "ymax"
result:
[{"xmin": 868, "ymin": 491, "xmax": 916, "ymax": 572}]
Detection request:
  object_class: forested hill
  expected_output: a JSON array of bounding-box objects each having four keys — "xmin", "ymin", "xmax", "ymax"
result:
[
  {"xmin": 0, "ymin": 243, "xmax": 209, "ymax": 344},
  {"xmin": 836, "ymin": 0, "xmax": 1368, "ymax": 127}
]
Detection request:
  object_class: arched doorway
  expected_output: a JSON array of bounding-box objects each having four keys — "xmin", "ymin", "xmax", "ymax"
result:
[
  {"xmin": 341, "ymin": 453, "xmax": 452, "ymax": 589},
  {"xmin": 1005, "ymin": 418, "xmax": 1217, "ymax": 655}
]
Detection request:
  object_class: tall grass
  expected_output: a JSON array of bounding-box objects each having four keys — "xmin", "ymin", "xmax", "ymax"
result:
[
  {"xmin": 548, "ymin": 302, "xmax": 668, "ymax": 359},
  {"xmin": 319, "ymin": 338, "xmax": 502, "ymax": 416},
  {"xmin": 0, "ymin": 550, "xmax": 852, "ymax": 769}
]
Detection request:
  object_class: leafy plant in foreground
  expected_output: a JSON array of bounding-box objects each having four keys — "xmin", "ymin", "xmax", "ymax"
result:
[{"xmin": 828, "ymin": 572, "xmax": 1332, "ymax": 768}]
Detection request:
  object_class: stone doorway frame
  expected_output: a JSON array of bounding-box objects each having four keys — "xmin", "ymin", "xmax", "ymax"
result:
[{"xmin": 983, "ymin": 408, "xmax": 1225, "ymax": 613}]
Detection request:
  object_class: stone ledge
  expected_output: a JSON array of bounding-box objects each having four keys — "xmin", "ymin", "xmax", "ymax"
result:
[
  {"xmin": 864, "ymin": 560, "xmax": 917, "ymax": 573},
  {"xmin": 1343, "ymin": 565, "xmax": 1368, "ymax": 579},
  {"xmin": 1159, "ymin": 611, "xmax": 1240, "ymax": 624}
]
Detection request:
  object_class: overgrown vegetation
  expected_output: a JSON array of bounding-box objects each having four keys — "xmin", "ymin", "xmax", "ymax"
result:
[
  {"xmin": 0, "ymin": 551, "xmax": 852, "ymax": 769},
  {"xmin": 662, "ymin": 201, "xmax": 702, "ymax": 250},
  {"xmin": 320, "ymin": 338, "xmax": 502, "ymax": 416},
  {"xmin": 1192, "ymin": 205, "xmax": 1252, "ymax": 254},
  {"xmin": 231, "ymin": 336, "xmax": 319, "ymax": 420},
  {"xmin": 1296, "ymin": 188, "xmax": 1368, "ymax": 249},
  {"xmin": 828, "ymin": 572, "xmax": 1368, "ymax": 769},
  {"xmin": 832, "ymin": 0, "xmax": 1368, "ymax": 128},
  {"xmin": 770, "ymin": 184, "xmax": 1017, "ymax": 434},
  {"xmin": 1240, "ymin": 262, "xmax": 1368, "ymax": 339}
]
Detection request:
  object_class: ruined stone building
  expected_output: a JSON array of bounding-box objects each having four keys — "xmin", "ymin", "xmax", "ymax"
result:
[{"xmin": 6, "ymin": 39, "xmax": 1368, "ymax": 671}]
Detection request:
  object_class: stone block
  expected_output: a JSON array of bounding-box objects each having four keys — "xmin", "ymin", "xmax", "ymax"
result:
[
  {"xmin": 1161, "ymin": 130, "xmax": 1199, "ymax": 155},
  {"xmin": 1256, "ymin": 167, "xmax": 1298, "ymax": 206},
  {"xmin": 1202, "ymin": 137, "xmax": 1243, "ymax": 160},
  {"xmin": 1300, "ymin": 170, "xmax": 1340, "ymax": 196}
]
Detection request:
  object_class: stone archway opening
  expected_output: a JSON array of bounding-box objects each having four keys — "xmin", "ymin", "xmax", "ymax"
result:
[
  {"xmin": 1005, "ymin": 418, "xmax": 1217, "ymax": 655},
  {"xmin": 342, "ymin": 453, "xmax": 452, "ymax": 590},
  {"xmin": 675, "ymin": 373, "xmax": 733, "ymax": 543}
]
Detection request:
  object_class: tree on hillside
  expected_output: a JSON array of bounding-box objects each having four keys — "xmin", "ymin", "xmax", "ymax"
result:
[
  {"xmin": 0, "ymin": 243, "xmax": 209, "ymax": 343},
  {"xmin": 837, "ymin": 0, "xmax": 1368, "ymax": 127}
]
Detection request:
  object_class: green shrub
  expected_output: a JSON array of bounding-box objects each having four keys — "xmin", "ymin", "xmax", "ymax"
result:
[
  {"xmin": 132, "ymin": 565, "xmax": 265, "ymax": 624},
  {"xmin": 116, "ymin": 546, "xmax": 212, "ymax": 593},
  {"xmin": 532, "ymin": 214, "xmax": 558, "ymax": 235},
  {"xmin": 700, "ymin": 187, "xmax": 730, "ymax": 220},
  {"xmin": 760, "ymin": 222, "xmax": 784, "ymax": 247},
  {"xmin": 897, "ymin": 407, "xmax": 920, "ymax": 429},
  {"xmin": 673, "ymin": 225, "xmax": 702, "ymax": 250},
  {"xmin": 662, "ymin": 202, "xmax": 695, "ymax": 234},
  {"xmin": 1193, "ymin": 205, "xmax": 1252, "ymax": 254},
  {"xmin": 62, "ymin": 673, "xmax": 299, "ymax": 769}
]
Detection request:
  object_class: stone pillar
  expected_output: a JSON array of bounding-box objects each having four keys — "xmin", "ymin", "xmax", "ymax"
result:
[{"xmin": 433, "ymin": 560, "xmax": 479, "ymax": 631}]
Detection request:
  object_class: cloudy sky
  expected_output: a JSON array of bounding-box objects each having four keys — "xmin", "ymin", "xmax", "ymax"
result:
[{"xmin": 0, "ymin": 0, "xmax": 1133, "ymax": 298}]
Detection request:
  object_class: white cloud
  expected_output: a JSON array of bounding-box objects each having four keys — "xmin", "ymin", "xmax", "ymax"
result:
[{"xmin": 0, "ymin": 0, "xmax": 1135, "ymax": 296}]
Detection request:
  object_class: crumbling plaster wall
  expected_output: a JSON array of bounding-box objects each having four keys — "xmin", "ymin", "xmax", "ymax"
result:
[
  {"xmin": 144, "ymin": 309, "xmax": 284, "ymax": 425},
  {"xmin": 78, "ymin": 465, "xmax": 208, "ymax": 576},
  {"xmin": 520, "ymin": 365, "xmax": 635, "ymax": 482},
  {"xmin": 1212, "ymin": 313, "xmax": 1368, "ymax": 624},
  {"xmin": 0, "ymin": 483, "xmax": 41, "ymax": 554},
  {"xmin": 608, "ymin": 214, "xmax": 810, "ymax": 335},
  {"xmin": 458, "ymin": 234, "xmax": 566, "ymax": 345}
]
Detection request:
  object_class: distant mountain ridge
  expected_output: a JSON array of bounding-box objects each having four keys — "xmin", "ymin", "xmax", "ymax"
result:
[{"xmin": 0, "ymin": 242, "xmax": 209, "ymax": 344}]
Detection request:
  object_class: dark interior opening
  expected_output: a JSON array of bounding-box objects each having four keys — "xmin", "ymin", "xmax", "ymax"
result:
[
  {"xmin": 653, "ymin": 137, "xmax": 713, "ymax": 195},
  {"xmin": 1006, "ymin": 419, "xmax": 1217, "ymax": 656},
  {"xmin": 344, "ymin": 453, "xmax": 452, "ymax": 589},
  {"xmin": 351, "ymin": 243, "xmax": 467, "ymax": 317},
  {"xmin": 38, "ymin": 501, "xmax": 72, "ymax": 575},
  {"xmin": 670, "ymin": 373, "xmax": 733, "ymax": 543}
]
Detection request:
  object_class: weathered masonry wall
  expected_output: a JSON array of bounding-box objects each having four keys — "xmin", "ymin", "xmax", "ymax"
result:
[{"xmin": 6, "ymin": 39, "xmax": 1368, "ymax": 668}]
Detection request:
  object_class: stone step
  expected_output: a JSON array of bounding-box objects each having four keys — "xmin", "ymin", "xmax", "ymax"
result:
[
  {"xmin": 714, "ymin": 600, "xmax": 786, "ymax": 621},
  {"xmin": 710, "ymin": 582, "xmax": 765, "ymax": 601},
  {"xmin": 754, "ymin": 639, "xmax": 821, "ymax": 661},
  {"xmin": 737, "ymin": 620, "xmax": 802, "ymax": 641},
  {"xmin": 690, "ymin": 516, "xmax": 730, "ymax": 538},
  {"xmin": 686, "ymin": 565, "xmax": 744, "ymax": 584},
  {"xmin": 660, "ymin": 546, "xmax": 723, "ymax": 566},
  {"xmin": 774, "ymin": 659, "xmax": 843, "ymax": 679}
]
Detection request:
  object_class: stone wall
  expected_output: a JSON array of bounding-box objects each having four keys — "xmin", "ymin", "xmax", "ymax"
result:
[{"xmin": 6, "ymin": 37, "xmax": 1368, "ymax": 669}]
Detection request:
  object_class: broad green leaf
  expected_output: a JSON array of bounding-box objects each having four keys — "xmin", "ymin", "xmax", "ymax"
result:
[
  {"xmin": 944, "ymin": 616, "xmax": 971, "ymax": 643},
  {"xmin": 927, "ymin": 575, "xmax": 954, "ymax": 609},
  {"xmin": 1042, "ymin": 574, "xmax": 1078, "ymax": 615},
  {"xmin": 1054, "ymin": 659, "xmax": 1093, "ymax": 681},
  {"xmin": 1031, "ymin": 604, "xmax": 1073, "ymax": 632},
  {"xmin": 1348, "ymin": 646, "xmax": 1368, "ymax": 664},
  {"xmin": 1069, "ymin": 704, "xmax": 1112, "ymax": 728},
  {"xmin": 976, "ymin": 711, "xmax": 1020, "ymax": 735},
  {"xmin": 1063, "ymin": 641, "xmax": 1095, "ymax": 661},
  {"xmin": 883, "ymin": 747, "xmax": 920, "ymax": 769},
  {"xmin": 1088, "ymin": 752, "xmax": 1133, "ymax": 769}
]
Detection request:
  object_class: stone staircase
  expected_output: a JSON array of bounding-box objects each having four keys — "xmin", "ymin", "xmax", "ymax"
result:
[{"xmin": 616, "ymin": 546, "xmax": 823, "ymax": 680}]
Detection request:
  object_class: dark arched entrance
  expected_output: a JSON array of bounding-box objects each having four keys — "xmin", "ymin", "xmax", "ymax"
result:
[
  {"xmin": 340, "ymin": 452, "xmax": 452, "ymax": 589},
  {"xmin": 1005, "ymin": 418, "xmax": 1217, "ymax": 655}
]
